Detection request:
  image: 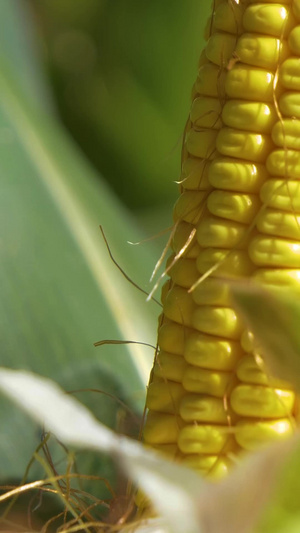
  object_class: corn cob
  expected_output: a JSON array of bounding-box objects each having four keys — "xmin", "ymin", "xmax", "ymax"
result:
[{"xmin": 142, "ymin": 0, "xmax": 300, "ymax": 480}]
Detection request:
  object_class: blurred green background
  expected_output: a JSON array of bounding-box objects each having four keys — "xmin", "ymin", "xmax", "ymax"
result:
[
  {"xmin": 30, "ymin": 0, "xmax": 208, "ymax": 217},
  {"xmin": 0, "ymin": 0, "xmax": 209, "ymax": 520}
]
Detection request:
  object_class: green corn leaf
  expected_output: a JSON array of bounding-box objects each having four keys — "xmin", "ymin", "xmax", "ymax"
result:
[
  {"xmin": 0, "ymin": 369, "xmax": 203, "ymax": 533},
  {"xmin": 0, "ymin": 0, "xmax": 53, "ymax": 111},
  {"xmin": 255, "ymin": 439, "xmax": 300, "ymax": 533},
  {"xmin": 1, "ymin": 368, "xmax": 299, "ymax": 533},
  {"xmin": 231, "ymin": 283, "xmax": 300, "ymax": 394},
  {"xmin": 0, "ymin": 47, "xmax": 158, "ymax": 482}
]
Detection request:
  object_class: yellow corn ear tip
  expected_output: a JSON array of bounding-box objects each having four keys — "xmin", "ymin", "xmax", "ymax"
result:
[{"xmin": 141, "ymin": 0, "xmax": 300, "ymax": 490}]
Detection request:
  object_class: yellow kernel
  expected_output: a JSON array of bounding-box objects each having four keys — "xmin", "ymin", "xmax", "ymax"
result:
[
  {"xmin": 207, "ymin": 190, "xmax": 260, "ymax": 223},
  {"xmin": 181, "ymin": 455, "xmax": 231, "ymax": 479},
  {"xmin": 190, "ymin": 96, "xmax": 222, "ymax": 129},
  {"xmin": 167, "ymin": 255, "xmax": 199, "ymax": 289},
  {"xmin": 243, "ymin": 4, "xmax": 294, "ymax": 38},
  {"xmin": 240, "ymin": 330, "xmax": 255, "ymax": 353},
  {"xmin": 197, "ymin": 216, "xmax": 248, "ymax": 249},
  {"xmin": 253, "ymin": 268, "xmax": 300, "ymax": 292},
  {"xmin": 256, "ymin": 208, "xmax": 300, "ymax": 240},
  {"xmin": 235, "ymin": 419, "xmax": 294, "ymax": 451},
  {"xmin": 216, "ymin": 127, "xmax": 273, "ymax": 162},
  {"xmin": 293, "ymin": 0, "xmax": 300, "ymax": 20},
  {"xmin": 236, "ymin": 355, "xmax": 270, "ymax": 386},
  {"xmin": 279, "ymin": 58, "xmax": 300, "ymax": 90},
  {"xmin": 153, "ymin": 351, "xmax": 186, "ymax": 383},
  {"xmin": 209, "ymin": 158, "xmax": 268, "ymax": 193},
  {"xmin": 267, "ymin": 149, "xmax": 300, "ymax": 178},
  {"xmin": 213, "ymin": 0, "xmax": 230, "ymax": 6},
  {"xmin": 146, "ymin": 380, "xmax": 185, "ymax": 414},
  {"xmin": 183, "ymin": 366, "xmax": 233, "ymax": 397},
  {"xmin": 222, "ymin": 100, "xmax": 277, "ymax": 133},
  {"xmin": 204, "ymin": 15, "xmax": 213, "ymax": 41},
  {"xmin": 198, "ymin": 49, "xmax": 209, "ymax": 68},
  {"xmin": 279, "ymin": 92, "xmax": 300, "ymax": 118},
  {"xmin": 192, "ymin": 306, "xmax": 244, "ymax": 339},
  {"xmin": 272, "ymin": 118, "xmax": 300, "ymax": 150},
  {"xmin": 196, "ymin": 248, "xmax": 254, "ymax": 278},
  {"xmin": 192, "ymin": 278, "xmax": 231, "ymax": 306},
  {"xmin": 288, "ymin": 25, "xmax": 300, "ymax": 55},
  {"xmin": 184, "ymin": 332, "xmax": 242, "ymax": 371},
  {"xmin": 180, "ymin": 394, "xmax": 229, "ymax": 423},
  {"xmin": 225, "ymin": 65, "xmax": 275, "ymax": 102},
  {"xmin": 237, "ymin": 353, "xmax": 294, "ymax": 389},
  {"xmin": 151, "ymin": 444, "xmax": 179, "ymax": 460},
  {"xmin": 143, "ymin": 412, "xmax": 181, "ymax": 445},
  {"xmin": 213, "ymin": 1, "xmax": 243, "ymax": 35},
  {"xmin": 248, "ymin": 235, "xmax": 300, "ymax": 267},
  {"xmin": 163, "ymin": 286, "xmax": 195, "ymax": 327},
  {"xmin": 195, "ymin": 63, "xmax": 226, "ymax": 97},
  {"xmin": 247, "ymin": 0, "xmax": 292, "ymax": 4},
  {"xmin": 158, "ymin": 322, "xmax": 188, "ymax": 355},
  {"xmin": 172, "ymin": 221, "xmax": 201, "ymax": 258},
  {"xmin": 178, "ymin": 424, "xmax": 230, "ymax": 455},
  {"xmin": 205, "ymin": 32, "xmax": 236, "ymax": 66},
  {"xmin": 173, "ymin": 191, "xmax": 207, "ymax": 224},
  {"xmin": 180, "ymin": 157, "xmax": 211, "ymax": 190},
  {"xmin": 185, "ymin": 128, "xmax": 218, "ymax": 159},
  {"xmin": 160, "ymin": 279, "xmax": 171, "ymax": 306},
  {"xmin": 134, "ymin": 490, "xmax": 149, "ymax": 510},
  {"xmin": 231, "ymin": 385, "xmax": 295, "ymax": 418},
  {"xmin": 236, "ymin": 34, "xmax": 288, "ymax": 70}
]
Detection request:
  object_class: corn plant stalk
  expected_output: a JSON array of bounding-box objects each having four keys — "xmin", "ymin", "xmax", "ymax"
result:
[{"xmin": 142, "ymin": 0, "xmax": 300, "ymax": 479}]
